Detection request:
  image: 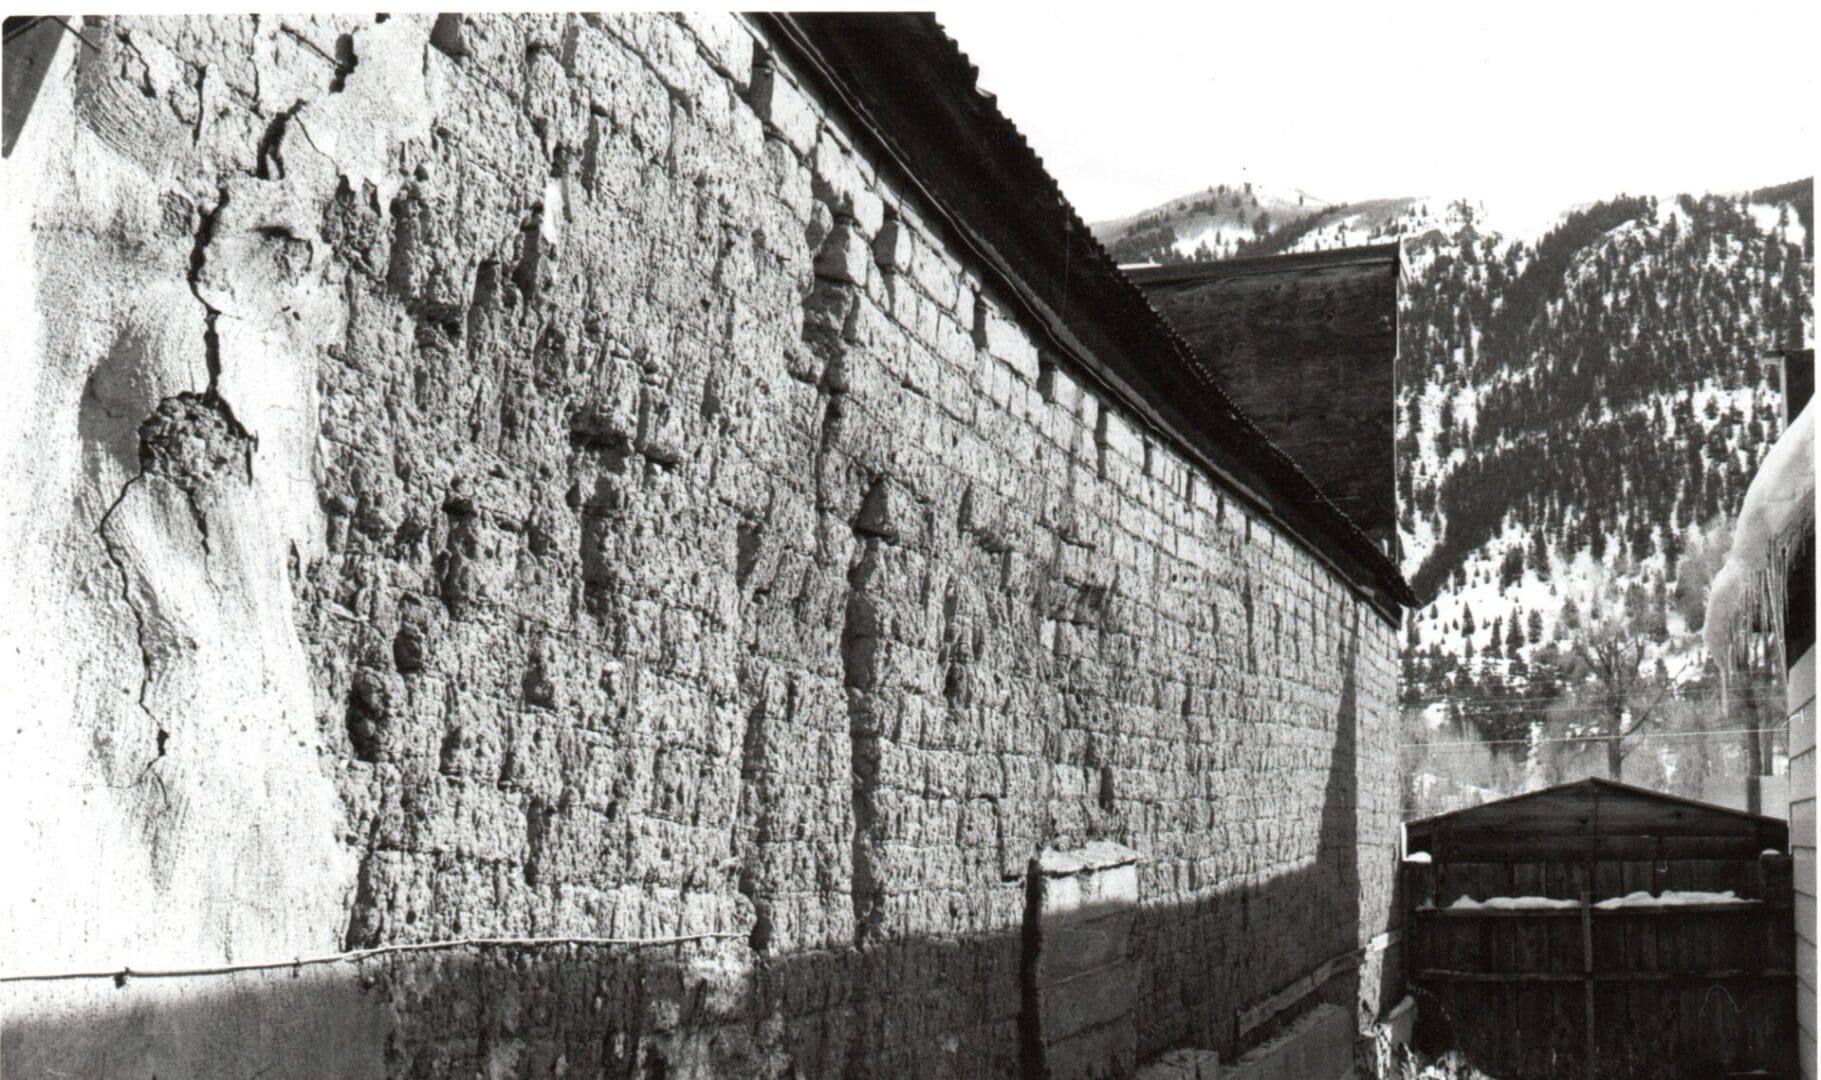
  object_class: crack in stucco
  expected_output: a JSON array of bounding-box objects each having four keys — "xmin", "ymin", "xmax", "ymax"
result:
[
  {"xmin": 190, "ymin": 62, "xmax": 206, "ymax": 145},
  {"xmin": 340, "ymin": 814, "xmax": 385, "ymax": 951},
  {"xmin": 87, "ymin": 176, "xmax": 266, "ymax": 802},
  {"xmin": 186, "ymin": 186, "xmax": 229, "ymax": 390},
  {"xmin": 841, "ymin": 534, "xmax": 886, "ymax": 949},
  {"xmin": 95, "ymin": 470, "xmax": 170, "ymax": 809},
  {"xmin": 183, "ymin": 185, "xmax": 258, "ymax": 480},
  {"xmin": 256, "ymin": 98, "xmax": 312, "ymax": 180},
  {"xmin": 96, "ymin": 473, "xmax": 155, "ymax": 722}
]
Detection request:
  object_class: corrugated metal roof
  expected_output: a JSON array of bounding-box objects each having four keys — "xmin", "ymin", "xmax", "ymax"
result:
[{"xmin": 758, "ymin": 14, "xmax": 1415, "ymax": 615}]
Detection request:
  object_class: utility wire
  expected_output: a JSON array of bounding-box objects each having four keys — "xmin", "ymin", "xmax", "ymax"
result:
[
  {"xmin": 0, "ymin": 931, "xmax": 747, "ymax": 986},
  {"xmin": 1405, "ymin": 695, "xmax": 1777, "ymax": 710},
  {"xmin": 48, "ymin": 16, "xmax": 100, "ymax": 51},
  {"xmin": 1402, "ymin": 686, "xmax": 1782, "ymax": 707},
  {"xmin": 1405, "ymin": 725, "xmax": 1789, "ymax": 750},
  {"xmin": 1405, "ymin": 704, "xmax": 1785, "ymax": 723},
  {"xmin": 2, "ymin": 16, "xmax": 49, "ymax": 42}
]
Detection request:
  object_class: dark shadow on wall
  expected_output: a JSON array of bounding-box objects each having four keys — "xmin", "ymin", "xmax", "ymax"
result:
[
  {"xmin": 12, "ymin": 935, "xmax": 1025, "ymax": 1079},
  {"xmin": 4, "ymin": 631, "xmax": 1398, "ymax": 1080},
  {"xmin": 3, "ymin": 17, "xmax": 65, "ymax": 158},
  {"xmin": 1132, "ymin": 606, "xmax": 1377, "ymax": 1062}
]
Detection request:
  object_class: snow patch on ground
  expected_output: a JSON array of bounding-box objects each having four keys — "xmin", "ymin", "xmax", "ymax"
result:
[
  {"xmin": 1470, "ymin": 194, "xmax": 1571, "ymax": 243},
  {"xmin": 1408, "ymin": 517, "xmax": 1556, "ymax": 657},
  {"xmin": 1171, "ymin": 220, "xmax": 1258, "ymax": 258},
  {"xmin": 1408, "ymin": 1050, "xmax": 1501, "ymax": 1080},
  {"xmin": 1747, "ymin": 202, "xmax": 1785, "ymax": 234},
  {"xmin": 1408, "ymin": 771, "xmax": 1505, "ymax": 810}
]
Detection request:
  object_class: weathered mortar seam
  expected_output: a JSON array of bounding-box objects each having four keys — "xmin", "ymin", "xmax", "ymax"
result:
[
  {"xmin": 674, "ymin": 17, "xmax": 753, "ymax": 90},
  {"xmin": 843, "ymin": 533, "xmax": 883, "ymax": 950},
  {"xmin": 590, "ymin": 18, "xmax": 699, "ymax": 121}
]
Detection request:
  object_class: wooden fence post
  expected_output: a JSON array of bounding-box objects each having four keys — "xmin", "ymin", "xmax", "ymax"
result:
[{"xmin": 1581, "ymin": 887, "xmax": 1596, "ymax": 1080}]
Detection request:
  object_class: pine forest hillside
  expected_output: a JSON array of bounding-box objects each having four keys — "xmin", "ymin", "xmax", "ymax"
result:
[{"xmin": 1095, "ymin": 179, "xmax": 1815, "ymax": 808}]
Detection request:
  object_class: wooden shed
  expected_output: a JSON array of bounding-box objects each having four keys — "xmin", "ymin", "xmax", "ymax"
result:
[{"xmin": 1404, "ymin": 778, "xmax": 1796, "ymax": 1079}]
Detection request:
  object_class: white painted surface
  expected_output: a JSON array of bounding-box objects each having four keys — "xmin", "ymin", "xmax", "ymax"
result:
[{"xmin": 1790, "ymin": 644, "xmax": 1816, "ymax": 1080}]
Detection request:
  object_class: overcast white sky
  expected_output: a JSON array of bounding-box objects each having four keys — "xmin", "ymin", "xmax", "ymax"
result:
[{"xmin": 935, "ymin": 3, "xmax": 1818, "ymax": 225}]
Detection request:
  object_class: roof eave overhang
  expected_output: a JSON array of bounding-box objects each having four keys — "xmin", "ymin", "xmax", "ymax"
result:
[
  {"xmin": 1125, "ymin": 242, "xmax": 1403, "ymax": 288},
  {"xmin": 755, "ymin": 14, "xmax": 1415, "ymax": 622}
]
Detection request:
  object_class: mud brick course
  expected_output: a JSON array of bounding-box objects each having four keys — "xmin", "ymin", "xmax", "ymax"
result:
[{"xmin": 6, "ymin": 14, "xmax": 1401, "ymax": 1076}]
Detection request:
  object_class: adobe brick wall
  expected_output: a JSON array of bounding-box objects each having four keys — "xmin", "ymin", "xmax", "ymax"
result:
[{"xmin": 2, "ymin": 14, "xmax": 1400, "ymax": 1077}]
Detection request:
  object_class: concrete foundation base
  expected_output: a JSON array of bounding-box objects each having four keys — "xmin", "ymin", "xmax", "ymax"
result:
[
  {"xmin": 1137, "ymin": 1047, "xmax": 1221, "ymax": 1079},
  {"xmin": 1224, "ymin": 1003, "xmax": 1353, "ymax": 1080}
]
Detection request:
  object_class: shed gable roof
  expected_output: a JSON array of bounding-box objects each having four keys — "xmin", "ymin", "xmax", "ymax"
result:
[{"xmin": 1407, "ymin": 777, "xmax": 1790, "ymax": 853}]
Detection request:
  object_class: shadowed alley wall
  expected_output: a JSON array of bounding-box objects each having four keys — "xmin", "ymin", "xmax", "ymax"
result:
[{"xmin": 3, "ymin": 13, "xmax": 1401, "ymax": 1076}]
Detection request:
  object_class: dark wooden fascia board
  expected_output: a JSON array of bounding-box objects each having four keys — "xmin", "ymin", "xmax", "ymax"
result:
[{"xmin": 754, "ymin": 13, "xmax": 1415, "ymax": 622}]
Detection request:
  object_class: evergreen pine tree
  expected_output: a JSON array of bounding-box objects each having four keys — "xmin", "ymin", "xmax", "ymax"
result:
[{"xmin": 1499, "ymin": 544, "xmax": 1526, "ymax": 591}]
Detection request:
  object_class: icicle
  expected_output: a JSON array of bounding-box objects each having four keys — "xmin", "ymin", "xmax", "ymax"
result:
[
  {"xmin": 1705, "ymin": 404, "xmax": 1814, "ymax": 671},
  {"xmin": 1717, "ymin": 663, "xmax": 1732, "ymax": 771}
]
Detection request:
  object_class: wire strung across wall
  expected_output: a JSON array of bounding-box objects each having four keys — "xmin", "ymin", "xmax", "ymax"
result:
[
  {"xmin": 0, "ymin": 931, "xmax": 748, "ymax": 986},
  {"xmin": 1400, "ymin": 685, "xmax": 1785, "ymax": 707},
  {"xmin": 1404, "ymin": 725, "xmax": 1790, "ymax": 751}
]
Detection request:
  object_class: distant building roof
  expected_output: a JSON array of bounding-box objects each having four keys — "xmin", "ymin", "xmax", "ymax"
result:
[
  {"xmin": 758, "ymin": 14, "xmax": 1415, "ymax": 617},
  {"xmin": 1127, "ymin": 244, "xmax": 1405, "ymax": 551},
  {"xmin": 1124, "ymin": 242, "xmax": 1404, "ymax": 287}
]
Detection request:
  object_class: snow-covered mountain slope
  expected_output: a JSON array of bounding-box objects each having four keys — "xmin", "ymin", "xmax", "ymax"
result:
[
  {"xmin": 1097, "ymin": 180, "xmax": 1814, "ymax": 728},
  {"xmin": 1092, "ymin": 182, "xmax": 1338, "ymax": 263}
]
